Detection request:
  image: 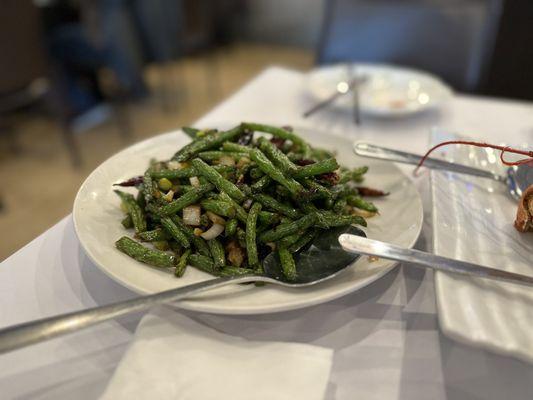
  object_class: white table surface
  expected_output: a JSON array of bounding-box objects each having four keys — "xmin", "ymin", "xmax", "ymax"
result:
[{"xmin": 2, "ymin": 66, "xmax": 533, "ymax": 399}]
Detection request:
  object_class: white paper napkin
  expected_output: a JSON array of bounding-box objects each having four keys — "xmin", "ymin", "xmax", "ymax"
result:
[{"xmin": 100, "ymin": 307, "xmax": 333, "ymax": 400}]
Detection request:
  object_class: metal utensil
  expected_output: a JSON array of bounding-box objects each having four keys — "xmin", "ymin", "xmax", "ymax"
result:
[
  {"xmin": 353, "ymin": 142, "xmax": 532, "ymax": 201},
  {"xmin": 348, "ymin": 66, "xmax": 361, "ymax": 125},
  {"xmin": 303, "ymin": 76, "xmax": 367, "ymax": 118},
  {"xmin": 0, "ymin": 226, "xmax": 364, "ymax": 355},
  {"xmin": 339, "ymin": 235, "xmax": 533, "ymax": 287}
]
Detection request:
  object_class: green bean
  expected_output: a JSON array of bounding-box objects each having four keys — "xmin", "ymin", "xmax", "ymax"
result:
[
  {"xmin": 250, "ymin": 149, "xmax": 304, "ymax": 196},
  {"xmin": 288, "ymin": 229, "xmax": 318, "ymax": 253},
  {"xmin": 310, "ymin": 147, "xmax": 335, "ymax": 161},
  {"xmin": 169, "ymin": 241, "xmax": 183, "ymax": 254},
  {"xmin": 225, "ymin": 218, "xmax": 238, "ymax": 237},
  {"xmin": 142, "ymin": 168, "xmax": 154, "ymax": 204},
  {"xmin": 115, "ymin": 236, "xmax": 175, "ymax": 268},
  {"xmin": 253, "ymin": 193, "xmax": 299, "ymax": 219},
  {"xmin": 219, "ymin": 266, "xmax": 253, "ymax": 277},
  {"xmin": 242, "ymin": 122, "xmax": 311, "ymax": 158},
  {"xmin": 151, "ymin": 167, "xmax": 197, "ymax": 180},
  {"xmin": 293, "ymin": 158, "xmax": 339, "ymax": 179},
  {"xmin": 159, "ymin": 183, "xmax": 213, "ymax": 216},
  {"xmin": 275, "ymin": 185, "xmax": 292, "ymax": 199},
  {"xmin": 153, "ymin": 240, "xmax": 170, "ymax": 251},
  {"xmin": 246, "ymin": 202, "xmax": 262, "ymax": 266},
  {"xmin": 173, "ymin": 125, "xmax": 243, "ymax": 161},
  {"xmin": 302, "ymin": 180, "xmax": 333, "ymax": 200},
  {"xmin": 198, "ymin": 151, "xmax": 248, "ymax": 161},
  {"xmin": 249, "ymin": 167, "xmax": 265, "ymax": 179},
  {"xmin": 346, "ymin": 195, "xmax": 378, "ymax": 212},
  {"xmin": 160, "ymin": 217, "xmax": 191, "ymax": 248},
  {"xmin": 138, "ymin": 228, "xmax": 170, "ymax": 242},
  {"xmin": 201, "ymin": 199, "xmax": 236, "ymax": 217},
  {"xmin": 182, "ymin": 126, "xmax": 200, "ymax": 139},
  {"xmin": 339, "ymin": 166, "xmax": 368, "ymax": 184},
  {"xmin": 177, "ymin": 185, "xmax": 194, "ymax": 194},
  {"xmin": 207, "ymin": 238, "xmax": 225, "ymax": 269},
  {"xmin": 277, "ymin": 232, "xmax": 301, "ymax": 248},
  {"xmin": 218, "ymin": 192, "xmax": 248, "ymax": 223},
  {"xmin": 278, "ymin": 246, "xmax": 297, "ymax": 281},
  {"xmin": 121, "ymin": 214, "xmax": 133, "ymax": 229},
  {"xmin": 175, "ymin": 249, "xmax": 191, "ymax": 277},
  {"xmin": 236, "ymin": 227, "xmax": 247, "ymax": 248},
  {"xmin": 333, "ymin": 198, "xmax": 347, "ymax": 213},
  {"xmin": 153, "ymin": 165, "xmax": 235, "ymax": 181},
  {"xmin": 115, "ymin": 190, "xmax": 147, "ymax": 233},
  {"xmin": 191, "ymin": 159, "xmax": 245, "ymax": 203},
  {"xmin": 222, "ymin": 142, "xmax": 251, "ymax": 153},
  {"xmin": 314, "ymin": 211, "xmax": 367, "ymax": 228},
  {"xmin": 251, "ymin": 175, "xmax": 271, "ymax": 192},
  {"xmin": 257, "ymin": 137, "xmax": 298, "ymax": 175},
  {"xmin": 257, "ymin": 211, "xmax": 280, "ymax": 226},
  {"xmin": 188, "ymin": 254, "xmax": 217, "ymax": 274},
  {"xmin": 170, "ymin": 216, "xmax": 211, "ymax": 256},
  {"xmin": 260, "ymin": 213, "xmax": 316, "ymax": 243}
]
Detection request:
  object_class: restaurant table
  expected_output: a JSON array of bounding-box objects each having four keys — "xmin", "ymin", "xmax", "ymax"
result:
[{"xmin": 1, "ymin": 67, "xmax": 533, "ymax": 400}]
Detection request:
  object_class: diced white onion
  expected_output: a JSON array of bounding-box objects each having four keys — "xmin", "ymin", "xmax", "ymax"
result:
[
  {"xmin": 219, "ymin": 155, "xmax": 235, "ymax": 166},
  {"xmin": 162, "ymin": 189, "xmax": 174, "ymax": 202},
  {"xmin": 167, "ymin": 161, "xmax": 185, "ymax": 170},
  {"xmin": 189, "ymin": 176, "xmax": 200, "ymax": 188},
  {"xmin": 200, "ymin": 223, "xmax": 224, "ymax": 240},
  {"xmin": 206, "ymin": 211, "xmax": 226, "ymax": 226},
  {"xmin": 183, "ymin": 205, "xmax": 201, "ymax": 225},
  {"xmin": 243, "ymin": 199, "xmax": 253, "ymax": 210}
]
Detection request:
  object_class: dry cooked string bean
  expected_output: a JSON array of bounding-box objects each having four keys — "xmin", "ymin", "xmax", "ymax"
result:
[{"xmin": 113, "ymin": 122, "xmax": 380, "ymax": 281}]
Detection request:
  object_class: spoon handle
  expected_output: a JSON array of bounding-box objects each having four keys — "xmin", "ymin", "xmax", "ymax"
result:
[
  {"xmin": 0, "ymin": 275, "xmax": 259, "ymax": 355},
  {"xmin": 353, "ymin": 142, "xmax": 507, "ymax": 182},
  {"xmin": 339, "ymin": 235, "xmax": 533, "ymax": 287}
]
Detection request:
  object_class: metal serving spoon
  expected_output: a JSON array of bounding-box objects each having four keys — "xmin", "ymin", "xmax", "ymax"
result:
[
  {"xmin": 354, "ymin": 142, "xmax": 532, "ymax": 201},
  {"xmin": 2, "ymin": 227, "xmax": 533, "ymax": 355},
  {"xmin": 0, "ymin": 226, "xmax": 364, "ymax": 355}
]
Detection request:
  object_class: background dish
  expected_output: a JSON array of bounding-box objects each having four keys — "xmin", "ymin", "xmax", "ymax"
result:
[{"xmin": 307, "ymin": 63, "xmax": 452, "ymax": 117}]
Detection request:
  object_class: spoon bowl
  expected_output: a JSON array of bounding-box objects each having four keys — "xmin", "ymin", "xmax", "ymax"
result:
[{"xmin": 263, "ymin": 225, "xmax": 366, "ymax": 285}]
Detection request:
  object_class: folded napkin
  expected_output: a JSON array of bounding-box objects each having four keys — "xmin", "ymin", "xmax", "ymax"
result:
[{"xmin": 100, "ymin": 307, "xmax": 333, "ymax": 400}]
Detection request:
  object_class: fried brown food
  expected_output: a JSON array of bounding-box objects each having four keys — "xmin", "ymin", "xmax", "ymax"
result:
[{"xmin": 514, "ymin": 185, "xmax": 533, "ymax": 232}]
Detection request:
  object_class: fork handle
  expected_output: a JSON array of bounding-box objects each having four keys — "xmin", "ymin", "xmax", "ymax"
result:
[
  {"xmin": 0, "ymin": 275, "xmax": 258, "ymax": 355},
  {"xmin": 353, "ymin": 142, "xmax": 507, "ymax": 182}
]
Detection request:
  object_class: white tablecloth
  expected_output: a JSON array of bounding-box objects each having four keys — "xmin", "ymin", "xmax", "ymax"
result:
[{"xmin": 1, "ymin": 67, "xmax": 533, "ymax": 399}]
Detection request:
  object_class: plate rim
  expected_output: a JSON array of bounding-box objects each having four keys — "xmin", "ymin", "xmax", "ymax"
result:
[{"xmin": 73, "ymin": 127, "xmax": 424, "ymax": 314}]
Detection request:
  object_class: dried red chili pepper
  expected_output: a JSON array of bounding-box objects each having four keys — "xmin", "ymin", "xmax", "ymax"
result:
[
  {"xmin": 356, "ymin": 186, "xmax": 390, "ymax": 197},
  {"xmin": 113, "ymin": 176, "xmax": 144, "ymax": 187}
]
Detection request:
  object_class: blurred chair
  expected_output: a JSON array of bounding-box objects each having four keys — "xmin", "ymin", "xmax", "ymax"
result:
[
  {"xmin": 0, "ymin": 0, "xmax": 82, "ymax": 166},
  {"xmin": 0, "ymin": 0, "xmax": 137, "ymax": 167},
  {"xmin": 316, "ymin": 0, "xmax": 503, "ymax": 92}
]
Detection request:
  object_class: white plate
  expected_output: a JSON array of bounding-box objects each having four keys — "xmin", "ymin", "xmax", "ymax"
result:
[
  {"xmin": 73, "ymin": 126, "xmax": 423, "ymax": 315},
  {"xmin": 307, "ymin": 63, "xmax": 452, "ymax": 117},
  {"xmin": 431, "ymin": 131, "xmax": 533, "ymax": 363}
]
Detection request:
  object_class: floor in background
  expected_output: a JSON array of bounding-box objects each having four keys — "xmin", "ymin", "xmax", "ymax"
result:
[{"xmin": 0, "ymin": 43, "xmax": 313, "ymax": 260}]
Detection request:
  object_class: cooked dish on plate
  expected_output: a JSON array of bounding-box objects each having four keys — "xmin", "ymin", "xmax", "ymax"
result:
[{"xmin": 113, "ymin": 122, "xmax": 384, "ymax": 281}]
